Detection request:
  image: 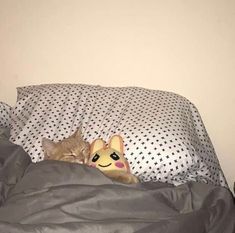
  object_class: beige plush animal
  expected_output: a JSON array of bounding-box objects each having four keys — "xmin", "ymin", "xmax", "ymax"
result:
[
  {"xmin": 42, "ymin": 128, "xmax": 90, "ymax": 164},
  {"xmin": 88, "ymin": 135, "xmax": 139, "ymax": 184}
]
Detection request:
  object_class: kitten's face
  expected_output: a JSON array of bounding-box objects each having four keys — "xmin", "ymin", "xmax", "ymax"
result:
[{"xmin": 42, "ymin": 129, "xmax": 90, "ymax": 164}]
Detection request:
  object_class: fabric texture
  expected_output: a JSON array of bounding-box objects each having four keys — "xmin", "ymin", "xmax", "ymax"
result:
[
  {"xmin": 0, "ymin": 143, "xmax": 234, "ymax": 233},
  {"xmin": 10, "ymin": 84, "xmax": 227, "ymax": 186},
  {"xmin": 0, "ymin": 101, "xmax": 11, "ymax": 128},
  {"xmin": 0, "ymin": 136, "xmax": 31, "ymax": 205},
  {"xmin": 0, "ymin": 127, "xmax": 10, "ymax": 140}
]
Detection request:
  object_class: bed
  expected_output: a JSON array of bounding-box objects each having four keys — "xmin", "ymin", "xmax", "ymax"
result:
[{"xmin": 0, "ymin": 83, "xmax": 234, "ymax": 233}]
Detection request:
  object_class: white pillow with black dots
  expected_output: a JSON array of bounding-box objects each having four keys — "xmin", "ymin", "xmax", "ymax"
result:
[{"xmin": 9, "ymin": 84, "xmax": 227, "ymax": 187}]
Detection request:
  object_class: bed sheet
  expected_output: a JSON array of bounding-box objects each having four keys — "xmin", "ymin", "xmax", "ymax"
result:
[{"xmin": 0, "ymin": 139, "xmax": 234, "ymax": 233}]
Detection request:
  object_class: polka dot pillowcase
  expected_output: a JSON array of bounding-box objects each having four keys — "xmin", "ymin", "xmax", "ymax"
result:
[{"xmin": 10, "ymin": 84, "xmax": 227, "ymax": 187}]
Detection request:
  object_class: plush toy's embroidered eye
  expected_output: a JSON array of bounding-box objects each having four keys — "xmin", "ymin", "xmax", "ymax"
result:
[
  {"xmin": 92, "ymin": 153, "xmax": 100, "ymax": 162},
  {"xmin": 110, "ymin": 152, "xmax": 120, "ymax": 161}
]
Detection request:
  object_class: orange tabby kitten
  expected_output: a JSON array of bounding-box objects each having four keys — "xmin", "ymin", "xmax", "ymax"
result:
[{"xmin": 42, "ymin": 129, "xmax": 90, "ymax": 164}]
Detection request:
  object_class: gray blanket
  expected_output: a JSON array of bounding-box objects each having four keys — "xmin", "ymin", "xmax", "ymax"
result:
[{"xmin": 0, "ymin": 140, "xmax": 234, "ymax": 233}]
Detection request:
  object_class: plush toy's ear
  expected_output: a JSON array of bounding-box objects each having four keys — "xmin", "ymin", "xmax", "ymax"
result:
[
  {"xmin": 90, "ymin": 139, "xmax": 105, "ymax": 155},
  {"xmin": 109, "ymin": 135, "xmax": 124, "ymax": 154}
]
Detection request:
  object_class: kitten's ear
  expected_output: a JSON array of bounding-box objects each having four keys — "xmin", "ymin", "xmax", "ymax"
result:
[
  {"xmin": 73, "ymin": 127, "xmax": 83, "ymax": 139},
  {"xmin": 42, "ymin": 138, "xmax": 56, "ymax": 158}
]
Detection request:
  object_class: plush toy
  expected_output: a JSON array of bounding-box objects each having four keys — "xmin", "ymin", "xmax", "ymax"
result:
[{"xmin": 88, "ymin": 135, "xmax": 139, "ymax": 184}]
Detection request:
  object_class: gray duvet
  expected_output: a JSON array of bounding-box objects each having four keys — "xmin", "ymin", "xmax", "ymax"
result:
[{"xmin": 0, "ymin": 140, "xmax": 234, "ymax": 233}]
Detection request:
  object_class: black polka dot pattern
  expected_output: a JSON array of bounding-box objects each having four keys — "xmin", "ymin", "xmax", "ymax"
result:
[
  {"xmin": 0, "ymin": 101, "xmax": 12, "ymax": 128},
  {"xmin": 10, "ymin": 84, "xmax": 227, "ymax": 187}
]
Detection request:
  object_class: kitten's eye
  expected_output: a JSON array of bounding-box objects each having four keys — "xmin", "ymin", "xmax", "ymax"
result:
[
  {"xmin": 64, "ymin": 151, "xmax": 76, "ymax": 157},
  {"xmin": 92, "ymin": 153, "xmax": 100, "ymax": 162},
  {"xmin": 110, "ymin": 152, "xmax": 120, "ymax": 161},
  {"xmin": 71, "ymin": 152, "xmax": 77, "ymax": 157}
]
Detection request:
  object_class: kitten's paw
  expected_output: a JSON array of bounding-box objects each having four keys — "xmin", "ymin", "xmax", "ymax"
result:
[
  {"xmin": 121, "ymin": 174, "xmax": 139, "ymax": 184},
  {"xmin": 129, "ymin": 174, "xmax": 139, "ymax": 184}
]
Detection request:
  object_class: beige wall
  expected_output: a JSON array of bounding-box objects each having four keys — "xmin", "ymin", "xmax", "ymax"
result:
[{"xmin": 0, "ymin": 0, "xmax": 234, "ymax": 192}]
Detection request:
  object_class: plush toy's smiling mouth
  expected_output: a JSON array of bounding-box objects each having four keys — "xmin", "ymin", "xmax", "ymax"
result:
[{"xmin": 98, "ymin": 163, "xmax": 112, "ymax": 168}]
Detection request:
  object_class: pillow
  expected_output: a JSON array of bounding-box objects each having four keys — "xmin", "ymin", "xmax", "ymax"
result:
[
  {"xmin": 10, "ymin": 84, "xmax": 227, "ymax": 187},
  {"xmin": 0, "ymin": 102, "xmax": 11, "ymax": 128}
]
